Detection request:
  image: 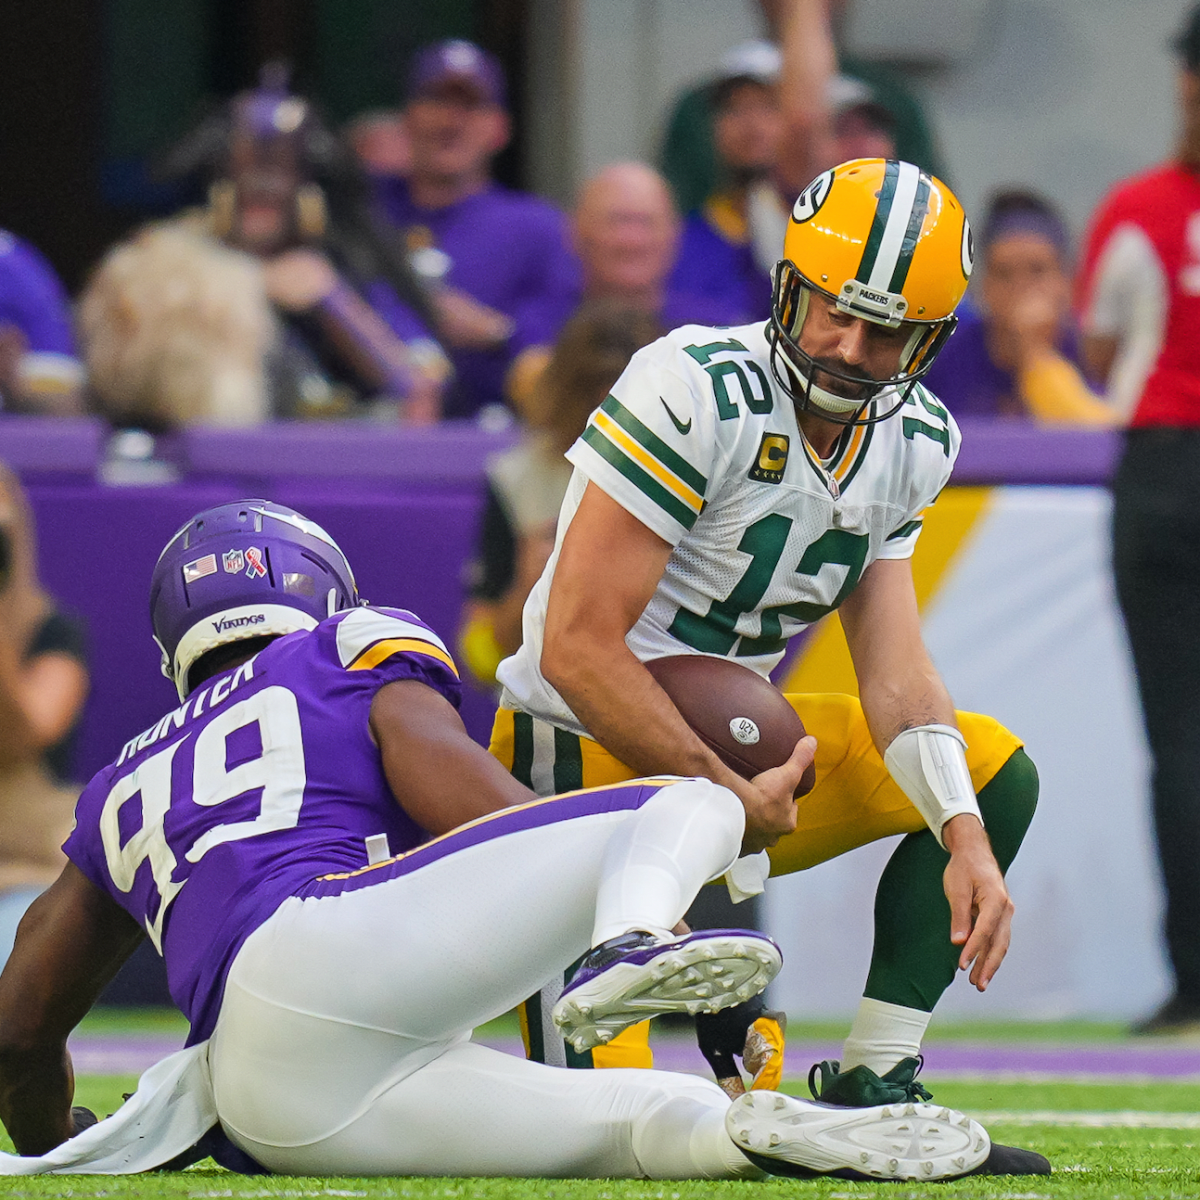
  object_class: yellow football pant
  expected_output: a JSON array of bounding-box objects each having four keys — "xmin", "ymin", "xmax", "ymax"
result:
[{"xmin": 489, "ymin": 693, "xmax": 1023, "ymax": 1068}]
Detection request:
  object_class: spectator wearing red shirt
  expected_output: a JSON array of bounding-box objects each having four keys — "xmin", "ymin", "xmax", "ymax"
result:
[{"xmin": 1077, "ymin": 3, "xmax": 1200, "ymax": 1035}]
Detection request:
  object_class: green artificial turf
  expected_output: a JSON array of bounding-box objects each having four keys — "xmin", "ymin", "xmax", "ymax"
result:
[{"xmin": 3, "ymin": 1013, "xmax": 1195, "ymax": 1199}]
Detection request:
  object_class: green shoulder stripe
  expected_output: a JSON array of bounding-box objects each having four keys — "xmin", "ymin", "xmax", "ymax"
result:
[
  {"xmin": 599, "ymin": 395, "xmax": 707, "ymax": 495},
  {"xmin": 581, "ymin": 426, "xmax": 700, "ymax": 530},
  {"xmin": 887, "ymin": 519, "xmax": 923, "ymax": 541}
]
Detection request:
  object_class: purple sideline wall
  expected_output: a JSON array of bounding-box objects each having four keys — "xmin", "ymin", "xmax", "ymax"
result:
[{"xmin": 2, "ymin": 417, "xmax": 1122, "ymax": 784}]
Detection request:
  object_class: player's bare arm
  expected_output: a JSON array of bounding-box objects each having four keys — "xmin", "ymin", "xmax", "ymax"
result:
[
  {"xmin": 540, "ymin": 481, "xmax": 812, "ymax": 851},
  {"xmin": 370, "ymin": 678, "xmax": 537, "ymax": 834},
  {"xmin": 0, "ymin": 864, "xmax": 143, "ymax": 1155},
  {"xmin": 840, "ymin": 557, "xmax": 1013, "ymax": 991}
]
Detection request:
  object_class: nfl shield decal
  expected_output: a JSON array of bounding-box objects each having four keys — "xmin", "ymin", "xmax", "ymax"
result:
[{"xmin": 222, "ymin": 549, "xmax": 245, "ymax": 574}]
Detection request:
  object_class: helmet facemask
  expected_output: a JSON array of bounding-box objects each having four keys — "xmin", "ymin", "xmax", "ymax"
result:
[{"xmin": 767, "ymin": 259, "xmax": 957, "ymax": 427}]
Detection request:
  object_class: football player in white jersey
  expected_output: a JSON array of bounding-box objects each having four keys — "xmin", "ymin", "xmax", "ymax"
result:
[{"xmin": 491, "ymin": 159, "xmax": 1047, "ymax": 1175}]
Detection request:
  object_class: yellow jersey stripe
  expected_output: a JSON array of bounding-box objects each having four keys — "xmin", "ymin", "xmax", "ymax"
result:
[
  {"xmin": 348, "ymin": 637, "xmax": 460, "ymax": 676},
  {"xmin": 592, "ymin": 409, "xmax": 704, "ymax": 513},
  {"xmin": 832, "ymin": 423, "xmax": 867, "ymax": 483}
]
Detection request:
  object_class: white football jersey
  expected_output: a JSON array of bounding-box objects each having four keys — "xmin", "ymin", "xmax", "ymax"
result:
[{"xmin": 497, "ymin": 321, "xmax": 960, "ymax": 734}]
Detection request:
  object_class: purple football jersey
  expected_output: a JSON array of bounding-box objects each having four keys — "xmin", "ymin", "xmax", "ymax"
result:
[{"xmin": 64, "ymin": 607, "xmax": 461, "ymax": 1042}]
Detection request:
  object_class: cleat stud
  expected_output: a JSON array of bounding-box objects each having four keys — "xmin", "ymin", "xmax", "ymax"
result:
[
  {"xmin": 598, "ymin": 1030, "xmax": 612, "ymax": 1043},
  {"xmin": 903, "ymin": 1103, "xmax": 916, "ymax": 1116},
  {"xmin": 773, "ymin": 1096, "xmax": 788, "ymax": 1111},
  {"xmin": 880, "ymin": 1106, "xmax": 892, "ymax": 1119},
  {"xmin": 768, "ymin": 1133, "xmax": 780, "ymax": 1147},
  {"xmin": 922, "ymin": 1162, "xmax": 934, "ymax": 1175},
  {"xmin": 953, "ymin": 1157, "xmax": 965, "ymax": 1169}
]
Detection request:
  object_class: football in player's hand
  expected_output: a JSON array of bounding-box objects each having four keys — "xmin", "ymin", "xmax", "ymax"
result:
[{"xmin": 645, "ymin": 655, "xmax": 816, "ymax": 797}]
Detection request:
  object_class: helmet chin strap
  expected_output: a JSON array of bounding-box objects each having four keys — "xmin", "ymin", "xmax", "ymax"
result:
[{"xmin": 774, "ymin": 351, "xmax": 866, "ymax": 415}]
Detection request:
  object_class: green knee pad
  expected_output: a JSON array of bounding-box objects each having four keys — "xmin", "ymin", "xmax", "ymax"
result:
[{"xmin": 863, "ymin": 748, "xmax": 1039, "ymax": 1012}]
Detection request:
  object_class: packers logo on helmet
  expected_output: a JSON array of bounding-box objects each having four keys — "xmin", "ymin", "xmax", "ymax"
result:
[
  {"xmin": 768, "ymin": 158, "xmax": 971, "ymax": 426},
  {"xmin": 792, "ymin": 169, "xmax": 834, "ymax": 223}
]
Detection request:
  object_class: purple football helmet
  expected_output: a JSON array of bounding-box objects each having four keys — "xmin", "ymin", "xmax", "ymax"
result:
[{"xmin": 150, "ymin": 500, "xmax": 359, "ymax": 699}]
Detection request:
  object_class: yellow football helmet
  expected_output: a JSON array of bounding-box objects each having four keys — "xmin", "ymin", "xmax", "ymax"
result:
[{"xmin": 769, "ymin": 158, "xmax": 973, "ymax": 425}]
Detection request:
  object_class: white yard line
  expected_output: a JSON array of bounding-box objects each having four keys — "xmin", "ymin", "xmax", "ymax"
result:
[{"xmin": 976, "ymin": 1110, "xmax": 1200, "ymax": 1128}]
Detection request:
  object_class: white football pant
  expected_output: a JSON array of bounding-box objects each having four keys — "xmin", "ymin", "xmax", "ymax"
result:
[{"xmin": 208, "ymin": 778, "xmax": 762, "ymax": 1178}]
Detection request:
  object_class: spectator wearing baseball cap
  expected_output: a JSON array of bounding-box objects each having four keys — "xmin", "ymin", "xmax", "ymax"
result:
[
  {"xmin": 667, "ymin": 0, "xmax": 867, "ymax": 325},
  {"xmin": 665, "ymin": 39, "xmax": 785, "ymax": 323},
  {"xmin": 373, "ymin": 40, "xmax": 579, "ymax": 421},
  {"xmin": 658, "ymin": 0, "xmax": 943, "ymax": 219}
]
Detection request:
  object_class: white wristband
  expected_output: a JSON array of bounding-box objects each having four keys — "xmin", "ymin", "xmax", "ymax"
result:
[{"xmin": 883, "ymin": 724, "xmax": 983, "ymax": 850}]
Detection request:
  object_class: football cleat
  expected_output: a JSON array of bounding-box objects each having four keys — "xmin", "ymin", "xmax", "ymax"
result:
[
  {"xmin": 726, "ymin": 1090, "xmax": 990, "ymax": 1181},
  {"xmin": 809, "ymin": 1057, "xmax": 1051, "ymax": 1176},
  {"xmin": 551, "ymin": 929, "xmax": 782, "ymax": 1054}
]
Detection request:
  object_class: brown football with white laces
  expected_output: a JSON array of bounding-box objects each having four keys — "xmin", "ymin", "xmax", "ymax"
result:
[{"xmin": 645, "ymin": 654, "xmax": 816, "ymax": 796}]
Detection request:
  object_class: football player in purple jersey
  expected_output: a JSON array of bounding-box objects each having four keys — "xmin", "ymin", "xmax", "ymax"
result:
[{"xmin": 0, "ymin": 501, "xmax": 992, "ymax": 1181}]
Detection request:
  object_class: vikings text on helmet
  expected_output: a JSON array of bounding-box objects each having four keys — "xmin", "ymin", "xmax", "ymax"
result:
[{"xmin": 150, "ymin": 500, "xmax": 360, "ymax": 700}]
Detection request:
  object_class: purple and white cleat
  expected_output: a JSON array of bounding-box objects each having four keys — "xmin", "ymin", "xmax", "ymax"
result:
[{"xmin": 551, "ymin": 929, "xmax": 783, "ymax": 1053}]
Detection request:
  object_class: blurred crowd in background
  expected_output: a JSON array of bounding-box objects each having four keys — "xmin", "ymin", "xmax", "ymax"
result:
[
  {"xmin": 4, "ymin": 0, "xmax": 1200, "ymax": 1027},
  {"xmin": 0, "ymin": 0, "xmax": 1120, "ymax": 436}
]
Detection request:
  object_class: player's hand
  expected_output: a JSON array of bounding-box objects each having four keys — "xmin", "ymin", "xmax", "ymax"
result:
[
  {"xmin": 942, "ymin": 813, "xmax": 1013, "ymax": 991},
  {"xmin": 737, "ymin": 734, "xmax": 816, "ymax": 853}
]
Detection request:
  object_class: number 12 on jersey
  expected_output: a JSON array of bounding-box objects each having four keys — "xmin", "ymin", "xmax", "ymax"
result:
[{"xmin": 668, "ymin": 517, "xmax": 868, "ymax": 657}]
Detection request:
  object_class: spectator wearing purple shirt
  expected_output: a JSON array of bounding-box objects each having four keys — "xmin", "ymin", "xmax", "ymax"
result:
[
  {"xmin": 374, "ymin": 41, "xmax": 579, "ymax": 420},
  {"xmin": 667, "ymin": 42, "xmax": 784, "ymax": 326},
  {"xmin": 507, "ymin": 163, "xmax": 738, "ymax": 408},
  {"xmin": 0, "ymin": 232, "xmax": 84, "ymax": 416},
  {"xmin": 923, "ymin": 190, "xmax": 1113, "ymax": 425},
  {"xmin": 667, "ymin": 2, "xmax": 848, "ymax": 327}
]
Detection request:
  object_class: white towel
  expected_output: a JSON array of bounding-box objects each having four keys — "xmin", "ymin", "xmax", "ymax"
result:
[{"xmin": 0, "ymin": 1041, "xmax": 215, "ymax": 1175}]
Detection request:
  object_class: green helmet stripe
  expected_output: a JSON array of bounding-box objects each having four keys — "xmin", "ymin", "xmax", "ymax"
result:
[
  {"xmin": 855, "ymin": 159, "xmax": 900, "ymax": 284},
  {"xmin": 888, "ymin": 172, "xmax": 933, "ymax": 294}
]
